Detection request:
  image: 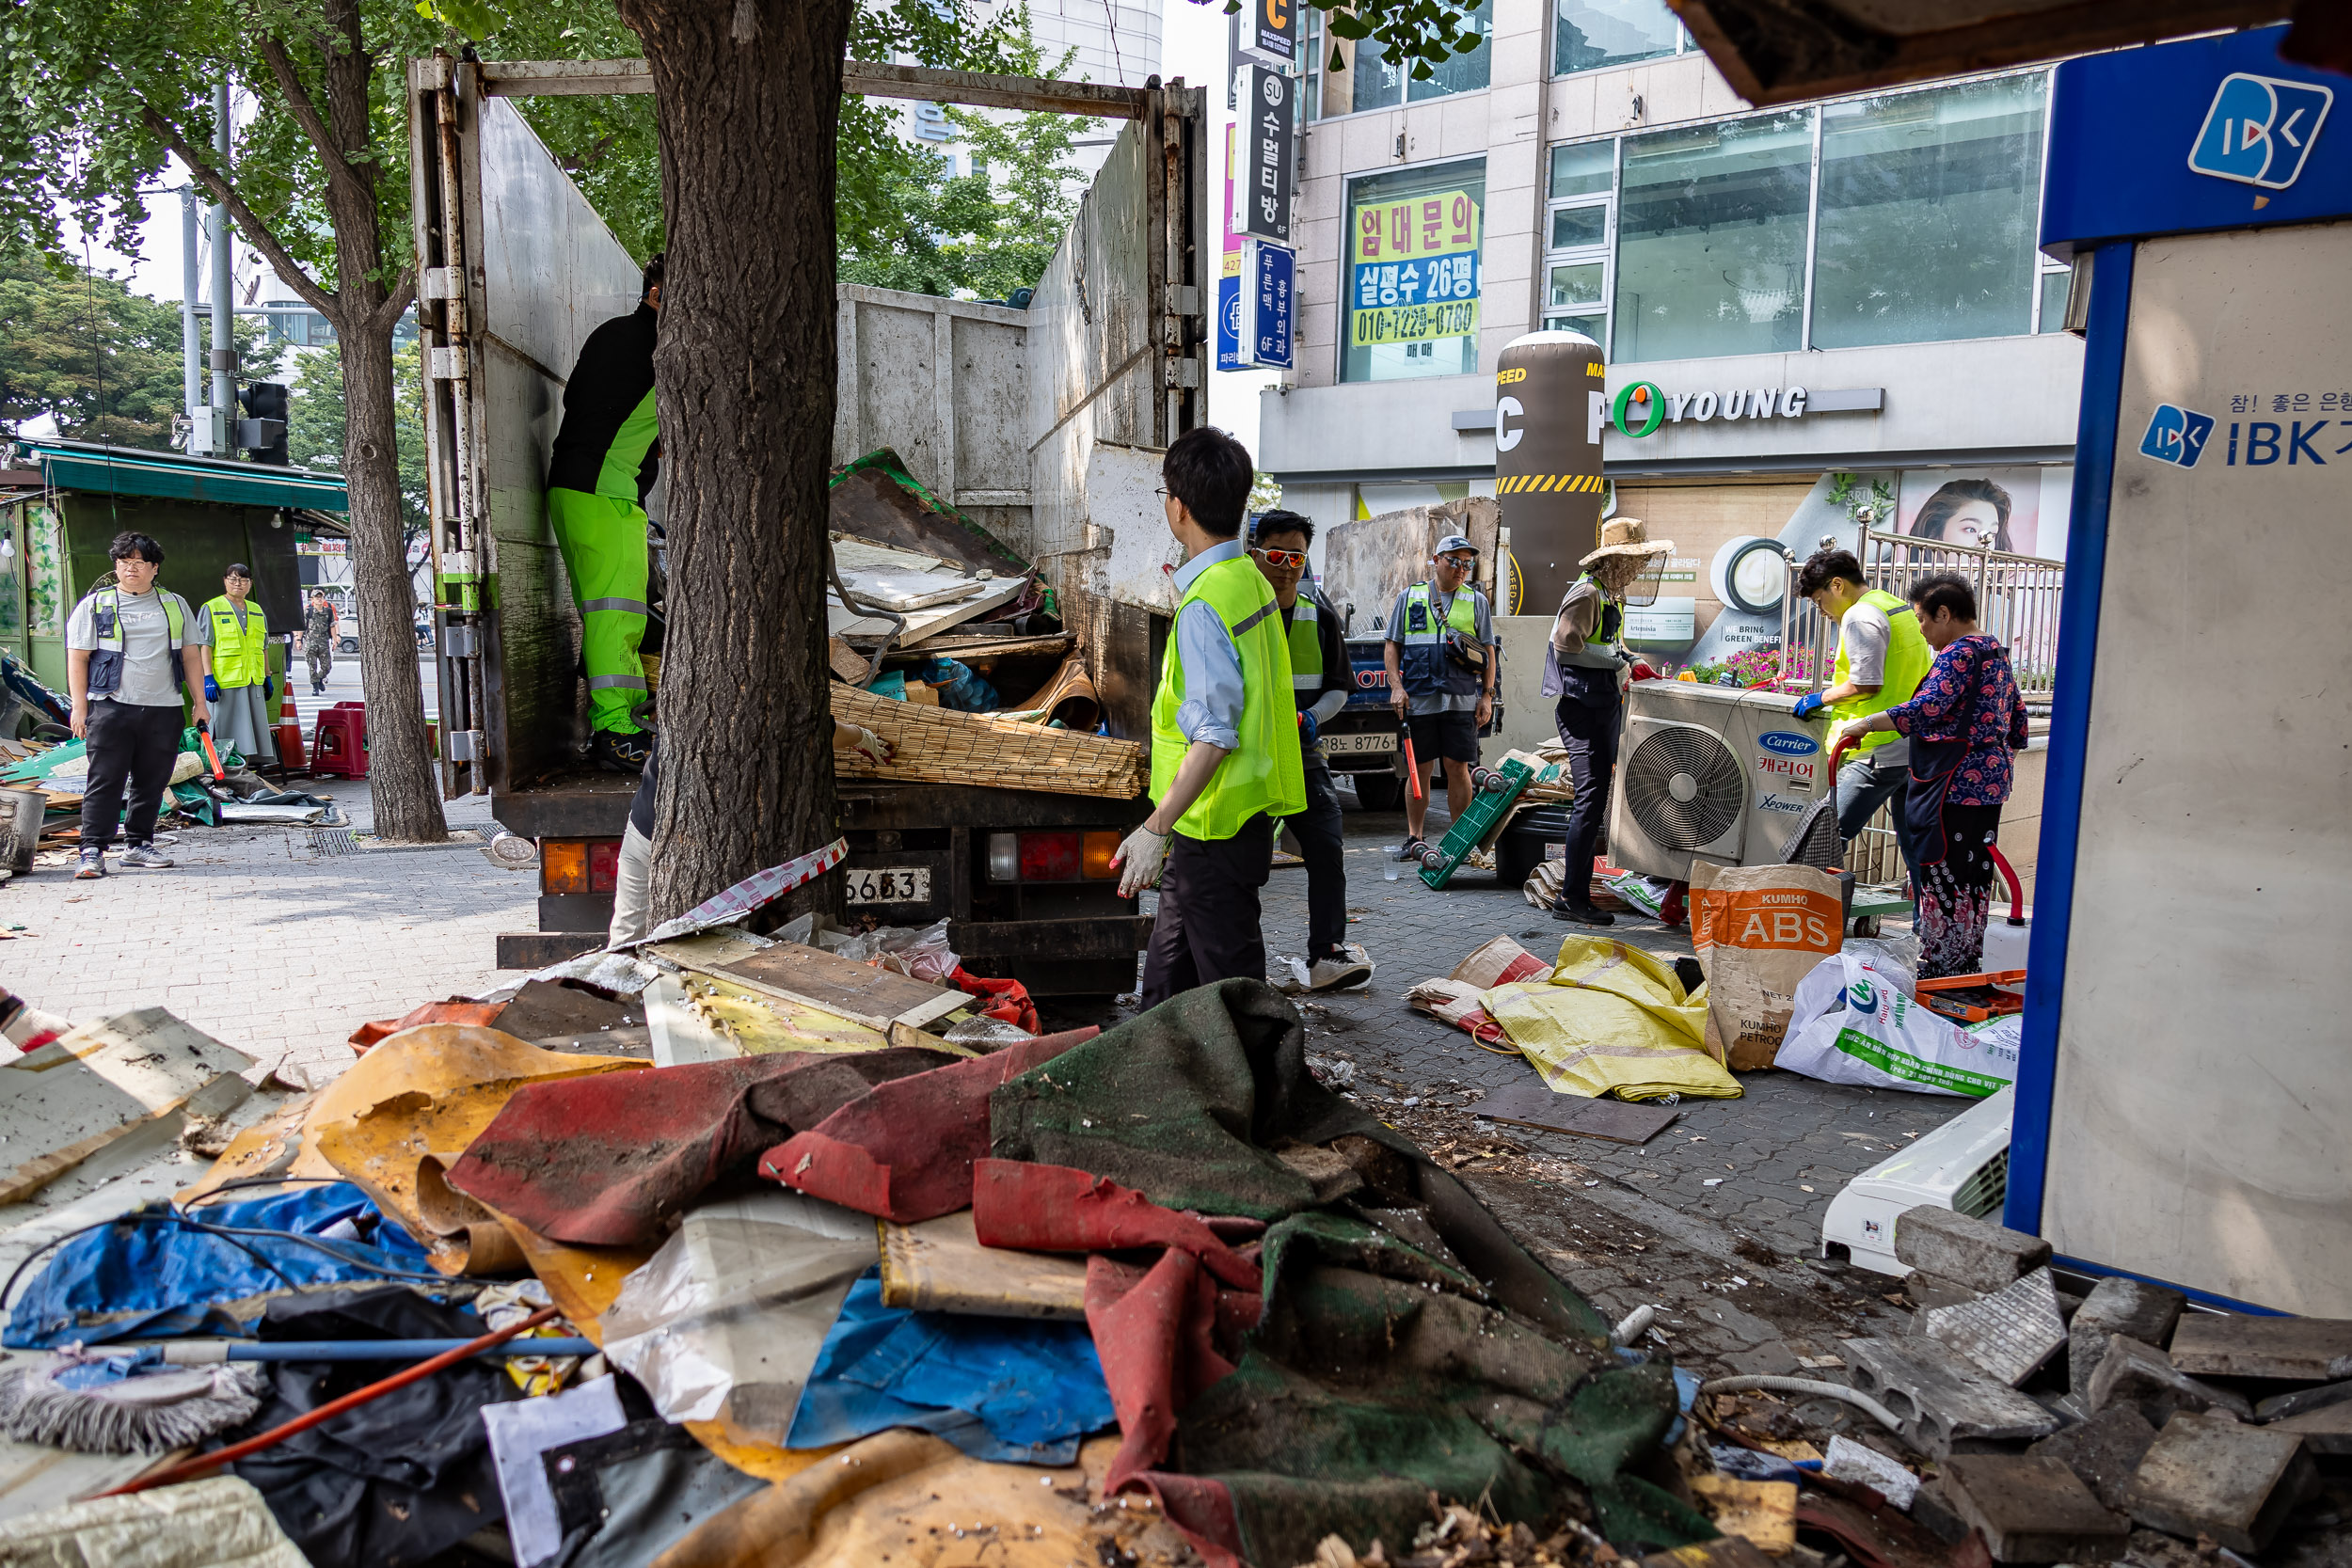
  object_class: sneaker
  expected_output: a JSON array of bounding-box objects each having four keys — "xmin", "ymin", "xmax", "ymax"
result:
[
  {"xmin": 1551, "ymin": 900, "xmax": 1614, "ymax": 927},
  {"xmin": 74, "ymin": 847, "xmax": 106, "ymax": 879},
  {"xmin": 119, "ymin": 844, "xmax": 175, "ymax": 868},
  {"xmin": 590, "ymin": 729, "xmax": 653, "ymax": 774},
  {"xmin": 1305, "ymin": 952, "xmax": 1374, "ymax": 991},
  {"xmin": 1396, "ymin": 837, "xmax": 1429, "ymax": 862}
]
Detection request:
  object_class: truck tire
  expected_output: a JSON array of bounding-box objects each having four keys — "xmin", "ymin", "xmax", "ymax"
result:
[{"xmin": 1349, "ymin": 773, "xmax": 1404, "ymax": 812}]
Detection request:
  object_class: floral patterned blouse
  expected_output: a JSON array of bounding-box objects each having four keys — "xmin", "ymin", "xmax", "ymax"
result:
[{"xmin": 1886, "ymin": 634, "xmax": 2028, "ymax": 806}]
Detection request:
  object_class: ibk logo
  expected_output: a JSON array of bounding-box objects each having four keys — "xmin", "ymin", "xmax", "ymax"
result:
[
  {"xmin": 2140, "ymin": 404, "xmax": 2217, "ymax": 469},
  {"xmin": 2189, "ymin": 73, "xmax": 2332, "ymax": 191}
]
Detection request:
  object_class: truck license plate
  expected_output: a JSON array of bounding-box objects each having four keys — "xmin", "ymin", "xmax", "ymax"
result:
[
  {"xmin": 846, "ymin": 867, "xmax": 931, "ymax": 904},
  {"xmin": 1327, "ymin": 732, "xmax": 1395, "ymax": 754}
]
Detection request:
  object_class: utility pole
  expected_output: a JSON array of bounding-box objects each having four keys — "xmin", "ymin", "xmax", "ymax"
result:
[
  {"xmin": 180, "ymin": 187, "xmax": 202, "ymax": 430},
  {"xmin": 206, "ymin": 83, "xmax": 236, "ymax": 452}
]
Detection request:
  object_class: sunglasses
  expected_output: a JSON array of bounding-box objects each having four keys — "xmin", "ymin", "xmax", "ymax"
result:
[
  {"xmin": 1437, "ymin": 553, "xmax": 1475, "ymax": 570},
  {"xmin": 1252, "ymin": 546, "xmax": 1308, "ymax": 568}
]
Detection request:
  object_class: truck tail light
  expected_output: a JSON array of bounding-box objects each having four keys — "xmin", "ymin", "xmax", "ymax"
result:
[
  {"xmin": 1019, "ymin": 831, "xmax": 1081, "ymax": 881},
  {"xmin": 541, "ymin": 838, "xmax": 621, "ymax": 894},
  {"xmin": 1081, "ymin": 831, "xmax": 1120, "ymax": 879},
  {"xmin": 987, "ymin": 831, "xmax": 1126, "ymax": 882}
]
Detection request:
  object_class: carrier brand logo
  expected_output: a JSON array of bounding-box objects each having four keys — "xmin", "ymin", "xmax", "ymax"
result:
[
  {"xmin": 2140, "ymin": 404, "xmax": 2217, "ymax": 468},
  {"xmin": 2190, "ymin": 73, "xmax": 2332, "ymax": 191},
  {"xmin": 1757, "ymin": 730, "xmax": 1817, "ymax": 756}
]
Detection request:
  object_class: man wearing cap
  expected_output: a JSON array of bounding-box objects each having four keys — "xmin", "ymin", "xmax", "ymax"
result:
[
  {"xmin": 1543, "ymin": 518, "xmax": 1671, "ymax": 925},
  {"xmin": 1382, "ymin": 534, "xmax": 1497, "ymax": 861}
]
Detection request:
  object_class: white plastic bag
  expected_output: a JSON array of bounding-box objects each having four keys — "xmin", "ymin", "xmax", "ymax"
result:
[
  {"xmin": 833, "ymin": 918, "xmax": 959, "ymax": 983},
  {"xmin": 1774, "ymin": 952, "xmax": 2016, "ymax": 1098}
]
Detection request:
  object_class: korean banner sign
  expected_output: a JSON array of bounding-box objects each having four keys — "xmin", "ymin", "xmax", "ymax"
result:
[{"xmin": 1348, "ymin": 188, "xmax": 1482, "ymax": 347}]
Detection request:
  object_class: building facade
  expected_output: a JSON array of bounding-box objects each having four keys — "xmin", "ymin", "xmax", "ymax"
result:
[{"xmin": 1258, "ymin": 0, "xmax": 2085, "ymax": 667}]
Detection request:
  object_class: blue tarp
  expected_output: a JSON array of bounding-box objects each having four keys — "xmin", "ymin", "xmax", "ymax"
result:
[
  {"xmin": 4, "ymin": 1183, "xmax": 434, "ymax": 1349},
  {"xmin": 787, "ymin": 1271, "xmax": 1113, "ymax": 1465}
]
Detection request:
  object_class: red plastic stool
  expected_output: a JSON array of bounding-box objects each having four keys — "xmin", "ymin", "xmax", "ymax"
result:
[{"xmin": 312, "ymin": 703, "xmax": 370, "ymax": 779}]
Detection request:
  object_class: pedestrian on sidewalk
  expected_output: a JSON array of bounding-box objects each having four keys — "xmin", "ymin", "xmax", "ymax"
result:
[
  {"xmin": 1249, "ymin": 510, "xmax": 1371, "ymax": 991},
  {"xmin": 1119, "ymin": 427, "xmax": 1305, "ymax": 1007},
  {"xmin": 301, "ymin": 592, "xmax": 336, "ymax": 695},
  {"xmin": 1834, "ymin": 572, "xmax": 2027, "ymax": 978},
  {"xmin": 1543, "ymin": 517, "xmax": 1671, "ymax": 926},
  {"xmin": 64, "ymin": 532, "xmax": 211, "ymax": 878},
  {"xmin": 199, "ymin": 564, "xmax": 278, "ymax": 768},
  {"xmin": 1793, "ymin": 547, "xmax": 1932, "ymax": 887},
  {"xmin": 1382, "ymin": 534, "xmax": 1497, "ymax": 862}
]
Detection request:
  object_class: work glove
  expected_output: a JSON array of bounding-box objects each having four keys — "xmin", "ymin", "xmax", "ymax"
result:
[
  {"xmin": 1629, "ymin": 661, "xmax": 1660, "ymax": 683},
  {"xmin": 262, "ymin": 674, "xmax": 275, "ymax": 703},
  {"xmin": 1298, "ymin": 709, "xmax": 1319, "ymax": 747},
  {"xmin": 202, "ymin": 675, "xmax": 221, "ymax": 702},
  {"xmin": 1111, "ymin": 824, "xmax": 1168, "ymax": 897},
  {"xmin": 832, "ymin": 721, "xmax": 891, "ymax": 766},
  {"xmin": 1792, "ymin": 690, "xmax": 1827, "ymax": 720}
]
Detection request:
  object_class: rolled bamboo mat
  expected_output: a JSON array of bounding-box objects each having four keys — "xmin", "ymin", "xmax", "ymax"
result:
[{"xmin": 834, "ymin": 683, "xmax": 1145, "ymax": 800}]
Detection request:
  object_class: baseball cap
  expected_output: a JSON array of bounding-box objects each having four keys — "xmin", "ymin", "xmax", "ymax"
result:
[{"xmin": 1434, "ymin": 534, "xmax": 1479, "ymax": 557}]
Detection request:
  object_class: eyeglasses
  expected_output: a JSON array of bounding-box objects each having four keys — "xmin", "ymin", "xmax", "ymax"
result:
[
  {"xmin": 1252, "ymin": 546, "xmax": 1308, "ymax": 568},
  {"xmin": 1437, "ymin": 554, "xmax": 1475, "ymax": 570}
]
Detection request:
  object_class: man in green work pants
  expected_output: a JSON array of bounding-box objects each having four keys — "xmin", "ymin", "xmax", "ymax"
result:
[{"xmin": 548, "ymin": 253, "xmax": 664, "ymax": 773}]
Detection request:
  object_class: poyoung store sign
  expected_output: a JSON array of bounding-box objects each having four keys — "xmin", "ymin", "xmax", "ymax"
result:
[{"xmin": 1607, "ymin": 381, "xmax": 1883, "ymax": 436}]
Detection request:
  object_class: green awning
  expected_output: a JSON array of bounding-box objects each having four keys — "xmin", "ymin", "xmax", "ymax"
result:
[{"xmin": 18, "ymin": 439, "xmax": 349, "ymax": 512}]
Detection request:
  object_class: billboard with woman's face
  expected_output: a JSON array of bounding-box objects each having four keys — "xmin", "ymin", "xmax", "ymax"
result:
[{"xmin": 1896, "ymin": 468, "xmax": 2047, "ymax": 556}]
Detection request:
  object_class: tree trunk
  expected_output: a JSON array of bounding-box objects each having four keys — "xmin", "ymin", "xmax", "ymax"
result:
[{"xmin": 622, "ymin": 0, "xmax": 852, "ymax": 919}]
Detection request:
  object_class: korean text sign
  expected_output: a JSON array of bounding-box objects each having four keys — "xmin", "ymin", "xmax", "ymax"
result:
[{"xmin": 1349, "ymin": 188, "xmax": 1482, "ymax": 347}]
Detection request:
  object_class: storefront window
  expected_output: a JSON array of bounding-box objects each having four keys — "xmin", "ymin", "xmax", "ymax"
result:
[
  {"xmin": 1348, "ymin": 0, "xmax": 1492, "ymax": 112},
  {"xmin": 1554, "ymin": 0, "xmax": 1685, "ymax": 76},
  {"xmin": 1613, "ymin": 110, "xmax": 1813, "ymax": 362},
  {"xmin": 1343, "ymin": 159, "xmax": 1486, "ymax": 383},
  {"xmin": 1811, "ymin": 74, "xmax": 2048, "ymax": 350}
]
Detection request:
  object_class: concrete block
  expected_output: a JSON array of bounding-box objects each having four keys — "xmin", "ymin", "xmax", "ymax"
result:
[
  {"xmin": 2254, "ymin": 1375, "xmax": 2352, "ymax": 1424},
  {"xmin": 2027, "ymin": 1402, "xmax": 2160, "ymax": 1513},
  {"xmin": 1843, "ymin": 1336, "xmax": 2063, "ymax": 1459},
  {"xmin": 2169, "ymin": 1314, "xmax": 2352, "ymax": 1383},
  {"xmin": 2087, "ymin": 1333, "xmax": 2254, "ymax": 1426},
  {"xmin": 2126, "ymin": 1412, "xmax": 2316, "ymax": 1554},
  {"xmin": 1905, "ymin": 1481, "xmax": 1972, "ymax": 1546},
  {"xmin": 2068, "ymin": 1275, "xmax": 2187, "ymax": 1397},
  {"xmin": 1892, "ymin": 1206, "xmax": 2052, "ymax": 1293},
  {"xmin": 1903, "ymin": 1271, "xmax": 1980, "ymax": 1313},
  {"xmin": 2265, "ymin": 1397, "xmax": 2352, "ymax": 1455},
  {"xmin": 1940, "ymin": 1453, "xmax": 2130, "ymax": 1563},
  {"xmin": 1924, "ymin": 1265, "xmax": 2068, "ymax": 1386},
  {"xmin": 1820, "ymin": 1433, "xmax": 1917, "ymax": 1510}
]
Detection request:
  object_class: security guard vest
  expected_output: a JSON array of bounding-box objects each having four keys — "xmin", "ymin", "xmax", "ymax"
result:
[
  {"xmin": 1832, "ymin": 588, "xmax": 1934, "ymax": 757},
  {"xmin": 1395, "ymin": 580, "xmax": 1483, "ymax": 699},
  {"xmin": 201, "ymin": 595, "xmax": 270, "ymax": 688},
  {"xmin": 1150, "ymin": 555, "xmax": 1308, "ymax": 840},
  {"xmin": 1285, "ymin": 592, "xmax": 1326, "ymax": 701},
  {"xmin": 83, "ymin": 587, "xmax": 188, "ymax": 699}
]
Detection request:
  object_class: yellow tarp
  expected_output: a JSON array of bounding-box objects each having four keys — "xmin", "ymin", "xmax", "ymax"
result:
[{"xmin": 1481, "ymin": 936, "xmax": 1743, "ymax": 1102}]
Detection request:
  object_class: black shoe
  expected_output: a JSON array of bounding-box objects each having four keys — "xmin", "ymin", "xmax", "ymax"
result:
[
  {"xmin": 1551, "ymin": 900, "xmax": 1614, "ymax": 927},
  {"xmin": 1396, "ymin": 837, "xmax": 1429, "ymax": 862},
  {"xmin": 591, "ymin": 729, "xmax": 653, "ymax": 773}
]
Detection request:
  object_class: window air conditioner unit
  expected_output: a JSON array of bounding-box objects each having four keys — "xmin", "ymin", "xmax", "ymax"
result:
[
  {"xmin": 1605, "ymin": 682, "xmax": 1837, "ymax": 881},
  {"xmin": 1820, "ymin": 1086, "xmax": 2014, "ymax": 1276}
]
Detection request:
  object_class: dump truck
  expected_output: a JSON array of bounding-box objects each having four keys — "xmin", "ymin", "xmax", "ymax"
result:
[{"xmin": 405, "ymin": 56, "xmax": 1208, "ymax": 992}]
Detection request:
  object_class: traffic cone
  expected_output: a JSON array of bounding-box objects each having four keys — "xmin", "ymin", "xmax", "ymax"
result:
[{"xmin": 276, "ymin": 682, "xmax": 308, "ymax": 773}]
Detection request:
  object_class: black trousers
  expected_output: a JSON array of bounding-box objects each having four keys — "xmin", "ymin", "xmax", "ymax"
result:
[
  {"xmin": 82, "ymin": 700, "xmax": 183, "ymax": 849},
  {"xmin": 1139, "ymin": 814, "xmax": 1274, "ymax": 1008},
  {"xmin": 1555, "ymin": 691, "xmax": 1622, "ymax": 908},
  {"xmin": 1288, "ymin": 752, "xmax": 1348, "ymax": 959}
]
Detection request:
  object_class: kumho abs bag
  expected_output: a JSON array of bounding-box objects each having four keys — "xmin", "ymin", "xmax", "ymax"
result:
[{"xmin": 1687, "ymin": 861, "xmax": 1845, "ymax": 1069}]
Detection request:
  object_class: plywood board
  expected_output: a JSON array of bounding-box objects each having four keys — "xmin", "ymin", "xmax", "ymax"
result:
[
  {"xmin": 0, "ymin": 1009, "xmax": 254, "ymax": 1204},
  {"xmin": 1474, "ymin": 1081, "xmax": 1681, "ymax": 1145},
  {"xmin": 715, "ymin": 942, "xmax": 966, "ymax": 1033}
]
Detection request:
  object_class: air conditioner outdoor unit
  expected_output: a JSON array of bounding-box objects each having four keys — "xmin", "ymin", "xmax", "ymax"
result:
[
  {"xmin": 1820, "ymin": 1086, "xmax": 2014, "ymax": 1275},
  {"xmin": 1606, "ymin": 682, "xmax": 1837, "ymax": 881}
]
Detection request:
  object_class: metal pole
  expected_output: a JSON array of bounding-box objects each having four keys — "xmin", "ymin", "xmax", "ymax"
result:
[
  {"xmin": 209, "ymin": 84, "xmax": 237, "ymax": 430},
  {"xmin": 181, "ymin": 188, "xmax": 202, "ymax": 420}
]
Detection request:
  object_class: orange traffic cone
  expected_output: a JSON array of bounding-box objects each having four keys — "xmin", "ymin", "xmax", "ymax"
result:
[{"xmin": 275, "ymin": 681, "xmax": 308, "ymax": 773}]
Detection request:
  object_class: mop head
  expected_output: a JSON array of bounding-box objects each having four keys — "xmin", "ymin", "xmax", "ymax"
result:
[{"xmin": 0, "ymin": 1350, "xmax": 268, "ymax": 1453}]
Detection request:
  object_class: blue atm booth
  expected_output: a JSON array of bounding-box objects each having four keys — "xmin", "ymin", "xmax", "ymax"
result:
[{"xmin": 2010, "ymin": 25, "xmax": 2352, "ymax": 1317}]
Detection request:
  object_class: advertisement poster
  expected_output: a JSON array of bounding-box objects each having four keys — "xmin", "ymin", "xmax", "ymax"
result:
[
  {"xmin": 1217, "ymin": 126, "xmax": 1244, "ymax": 371},
  {"xmin": 1348, "ymin": 188, "xmax": 1482, "ymax": 349},
  {"xmin": 1893, "ymin": 467, "xmax": 2055, "ymax": 558}
]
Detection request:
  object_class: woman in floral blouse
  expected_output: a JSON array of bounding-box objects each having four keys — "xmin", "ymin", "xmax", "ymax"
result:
[{"xmin": 1833, "ymin": 573, "xmax": 2028, "ymax": 977}]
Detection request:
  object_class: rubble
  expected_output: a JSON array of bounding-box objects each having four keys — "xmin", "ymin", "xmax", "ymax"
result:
[
  {"xmin": 1940, "ymin": 1453, "xmax": 2129, "ymax": 1563},
  {"xmin": 2167, "ymin": 1313, "xmax": 2352, "ymax": 1384},
  {"xmin": 2026, "ymin": 1402, "xmax": 2159, "ymax": 1513},
  {"xmin": 1842, "ymin": 1335, "xmax": 2064, "ymax": 1456},
  {"xmin": 1920, "ymin": 1265, "xmax": 2068, "ymax": 1386},
  {"xmin": 1891, "ymin": 1207, "xmax": 2053, "ymax": 1295},
  {"xmin": 2084, "ymin": 1333, "xmax": 2254, "ymax": 1425},
  {"xmin": 2066, "ymin": 1276, "xmax": 2185, "ymax": 1399},
  {"xmin": 2124, "ymin": 1411, "xmax": 2316, "ymax": 1553}
]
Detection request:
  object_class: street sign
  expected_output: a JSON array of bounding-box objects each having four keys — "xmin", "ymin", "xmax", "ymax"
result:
[
  {"xmin": 1237, "ymin": 239, "xmax": 1295, "ymax": 369},
  {"xmin": 1232, "ymin": 64, "xmax": 1295, "ymax": 245},
  {"xmin": 1237, "ymin": 0, "xmax": 1297, "ymax": 67}
]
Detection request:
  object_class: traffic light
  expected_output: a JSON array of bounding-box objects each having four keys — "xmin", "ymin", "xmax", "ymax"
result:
[{"xmin": 238, "ymin": 382, "xmax": 290, "ymax": 466}]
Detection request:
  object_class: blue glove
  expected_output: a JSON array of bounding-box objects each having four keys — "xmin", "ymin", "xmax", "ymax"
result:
[
  {"xmin": 1300, "ymin": 709, "xmax": 1320, "ymax": 747},
  {"xmin": 1791, "ymin": 690, "xmax": 1826, "ymax": 720},
  {"xmin": 202, "ymin": 675, "xmax": 221, "ymax": 703},
  {"xmin": 263, "ymin": 674, "xmax": 275, "ymax": 702}
]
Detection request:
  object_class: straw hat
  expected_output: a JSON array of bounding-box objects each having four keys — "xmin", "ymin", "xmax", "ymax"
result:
[{"xmin": 1581, "ymin": 516, "xmax": 1674, "ymax": 565}]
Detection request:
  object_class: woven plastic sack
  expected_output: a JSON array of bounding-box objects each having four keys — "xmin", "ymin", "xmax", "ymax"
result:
[
  {"xmin": 1773, "ymin": 952, "xmax": 2016, "ymax": 1098},
  {"xmin": 1688, "ymin": 862, "xmax": 1845, "ymax": 1069},
  {"xmin": 1480, "ymin": 937, "xmax": 1742, "ymax": 1102}
]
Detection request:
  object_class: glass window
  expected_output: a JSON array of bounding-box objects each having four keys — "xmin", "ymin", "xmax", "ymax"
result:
[
  {"xmin": 1613, "ymin": 110, "xmax": 1813, "ymax": 362},
  {"xmin": 1554, "ymin": 0, "xmax": 1682, "ymax": 77},
  {"xmin": 2038, "ymin": 265, "xmax": 2072, "ymax": 333},
  {"xmin": 1350, "ymin": 0, "xmax": 1490, "ymax": 111},
  {"xmin": 1549, "ymin": 261, "xmax": 1605, "ymax": 310},
  {"xmin": 1550, "ymin": 205, "xmax": 1607, "ymax": 248},
  {"xmin": 1812, "ymin": 74, "xmax": 2048, "ymax": 349},
  {"xmin": 1343, "ymin": 159, "xmax": 1486, "ymax": 384},
  {"xmin": 1299, "ymin": 8, "xmax": 1327, "ymax": 124},
  {"xmin": 1549, "ymin": 141, "xmax": 1613, "ymax": 198}
]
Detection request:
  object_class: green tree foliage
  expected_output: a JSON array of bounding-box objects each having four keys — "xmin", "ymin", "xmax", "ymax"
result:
[{"xmin": 285, "ymin": 338, "xmax": 429, "ymax": 553}]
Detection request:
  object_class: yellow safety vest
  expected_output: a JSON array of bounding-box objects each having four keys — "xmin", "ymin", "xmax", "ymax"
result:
[
  {"xmin": 1150, "ymin": 555, "xmax": 1308, "ymax": 840},
  {"xmin": 1285, "ymin": 593, "xmax": 1325, "ymax": 695},
  {"xmin": 202, "ymin": 595, "xmax": 270, "ymax": 688},
  {"xmin": 1832, "ymin": 589, "xmax": 1933, "ymax": 756}
]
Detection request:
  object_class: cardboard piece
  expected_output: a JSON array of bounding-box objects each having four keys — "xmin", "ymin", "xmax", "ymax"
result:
[
  {"xmin": 1474, "ymin": 1081, "xmax": 1681, "ymax": 1145},
  {"xmin": 0, "ymin": 1009, "xmax": 254, "ymax": 1204}
]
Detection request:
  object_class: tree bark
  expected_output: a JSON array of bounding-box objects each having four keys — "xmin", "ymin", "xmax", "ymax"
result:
[{"xmin": 621, "ymin": 0, "xmax": 852, "ymax": 919}]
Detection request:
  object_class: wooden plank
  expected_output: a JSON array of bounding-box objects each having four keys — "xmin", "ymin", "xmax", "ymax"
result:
[
  {"xmin": 715, "ymin": 942, "xmax": 967, "ymax": 1033},
  {"xmin": 880, "ymin": 1209, "xmax": 1088, "ymax": 1320},
  {"xmin": 0, "ymin": 1010, "xmax": 254, "ymax": 1204},
  {"xmin": 1473, "ymin": 1081, "xmax": 1681, "ymax": 1145}
]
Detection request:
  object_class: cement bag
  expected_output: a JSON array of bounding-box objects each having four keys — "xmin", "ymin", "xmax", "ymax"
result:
[
  {"xmin": 1688, "ymin": 862, "xmax": 1845, "ymax": 1069},
  {"xmin": 1774, "ymin": 952, "xmax": 2017, "ymax": 1098},
  {"xmin": 1480, "ymin": 936, "xmax": 1742, "ymax": 1102}
]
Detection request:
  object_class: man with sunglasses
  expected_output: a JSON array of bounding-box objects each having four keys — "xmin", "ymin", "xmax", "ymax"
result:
[
  {"xmin": 1250, "ymin": 511, "xmax": 1372, "ymax": 991},
  {"xmin": 1382, "ymin": 534, "xmax": 1496, "ymax": 861}
]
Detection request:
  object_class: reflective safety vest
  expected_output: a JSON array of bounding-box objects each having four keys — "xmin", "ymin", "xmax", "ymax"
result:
[
  {"xmin": 83, "ymin": 587, "xmax": 188, "ymax": 699},
  {"xmin": 1832, "ymin": 588, "xmax": 1934, "ymax": 757},
  {"xmin": 1150, "ymin": 555, "xmax": 1308, "ymax": 840},
  {"xmin": 1394, "ymin": 580, "xmax": 1484, "ymax": 699},
  {"xmin": 1285, "ymin": 592, "xmax": 1326, "ymax": 700},
  {"xmin": 202, "ymin": 595, "xmax": 270, "ymax": 688}
]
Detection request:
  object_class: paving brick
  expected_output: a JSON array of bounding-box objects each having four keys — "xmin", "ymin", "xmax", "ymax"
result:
[
  {"xmin": 2168, "ymin": 1314, "xmax": 2352, "ymax": 1384},
  {"xmin": 1923, "ymin": 1265, "xmax": 2067, "ymax": 1386},
  {"xmin": 2027, "ymin": 1402, "xmax": 2160, "ymax": 1513},
  {"xmin": 1891, "ymin": 1206, "xmax": 2052, "ymax": 1293},
  {"xmin": 2126, "ymin": 1411, "xmax": 2316, "ymax": 1553},
  {"xmin": 2068, "ymin": 1275, "xmax": 2187, "ymax": 1397},
  {"xmin": 2253, "ymin": 1375, "xmax": 2352, "ymax": 1424},
  {"xmin": 2087, "ymin": 1333, "xmax": 2253, "ymax": 1425},
  {"xmin": 2265, "ymin": 1398, "xmax": 2352, "ymax": 1455},
  {"xmin": 1941, "ymin": 1453, "xmax": 2129, "ymax": 1563}
]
